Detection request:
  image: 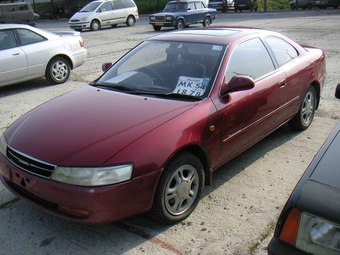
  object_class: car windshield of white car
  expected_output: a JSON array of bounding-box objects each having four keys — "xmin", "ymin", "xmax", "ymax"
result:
[
  {"xmin": 80, "ymin": 2, "xmax": 101, "ymax": 12},
  {"xmin": 94, "ymin": 40, "xmax": 226, "ymax": 100}
]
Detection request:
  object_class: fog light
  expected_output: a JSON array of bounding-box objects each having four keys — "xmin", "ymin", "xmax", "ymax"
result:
[{"xmin": 58, "ymin": 205, "xmax": 89, "ymax": 218}]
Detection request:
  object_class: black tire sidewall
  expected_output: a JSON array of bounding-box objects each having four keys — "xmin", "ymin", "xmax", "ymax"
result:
[{"xmin": 151, "ymin": 152, "xmax": 204, "ymax": 225}]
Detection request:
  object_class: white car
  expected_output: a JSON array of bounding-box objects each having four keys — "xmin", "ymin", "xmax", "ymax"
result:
[
  {"xmin": 0, "ymin": 24, "xmax": 87, "ymax": 88},
  {"xmin": 68, "ymin": 0, "xmax": 139, "ymax": 31}
]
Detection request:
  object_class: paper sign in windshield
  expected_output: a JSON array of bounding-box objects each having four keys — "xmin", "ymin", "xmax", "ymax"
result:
[{"xmin": 174, "ymin": 76, "xmax": 210, "ymax": 96}]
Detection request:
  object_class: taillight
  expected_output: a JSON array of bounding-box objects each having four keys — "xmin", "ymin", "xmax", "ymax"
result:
[{"xmin": 79, "ymin": 39, "xmax": 84, "ymax": 47}]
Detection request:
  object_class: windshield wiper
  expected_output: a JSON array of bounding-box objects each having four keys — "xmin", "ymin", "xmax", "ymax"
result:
[
  {"xmin": 163, "ymin": 93, "xmax": 202, "ymax": 100},
  {"xmin": 91, "ymin": 82, "xmax": 135, "ymax": 92}
]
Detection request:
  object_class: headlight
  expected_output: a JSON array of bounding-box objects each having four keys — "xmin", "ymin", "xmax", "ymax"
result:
[
  {"xmin": 51, "ymin": 164, "xmax": 133, "ymax": 186},
  {"xmin": 80, "ymin": 17, "xmax": 88, "ymax": 22},
  {"xmin": 166, "ymin": 15, "xmax": 174, "ymax": 21},
  {"xmin": 149, "ymin": 16, "xmax": 155, "ymax": 21},
  {"xmin": 279, "ymin": 208, "xmax": 340, "ymax": 255},
  {"xmin": 0, "ymin": 133, "xmax": 7, "ymax": 156},
  {"xmin": 296, "ymin": 212, "xmax": 340, "ymax": 254}
]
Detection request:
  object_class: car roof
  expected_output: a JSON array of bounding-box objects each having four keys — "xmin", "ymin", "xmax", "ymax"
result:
[
  {"xmin": 0, "ymin": 24, "xmax": 35, "ymax": 30},
  {"xmin": 148, "ymin": 27, "xmax": 278, "ymax": 45}
]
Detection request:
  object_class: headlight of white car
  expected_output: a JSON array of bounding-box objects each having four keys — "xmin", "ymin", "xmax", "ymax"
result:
[
  {"xmin": 80, "ymin": 17, "xmax": 88, "ymax": 22},
  {"xmin": 0, "ymin": 133, "xmax": 7, "ymax": 157},
  {"xmin": 51, "ymin": 164, "xmax": 133, "ymax": 186}
]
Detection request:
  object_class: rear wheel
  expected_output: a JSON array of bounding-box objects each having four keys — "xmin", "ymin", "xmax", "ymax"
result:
[
  {"xmin": 150, "ymin": 152, "xmax": 204, "ymax": 225},
  {"xmin": 202, "ymin": 17, "xmax": 211, "ymax": 26},
  {"xmin": 289, "ymin": 86, "xmax": 317, "ymax": 131},
  {"xmin": 45, "ymin": 56, "xmax": 71, "ymax": 84},
  {"xmin": 90, "ymin": 20, "xmax": 100, "ymax": 31},
  {"xmin": 126, "ymin": 15, "xmax": 135, "ymax": 26}
]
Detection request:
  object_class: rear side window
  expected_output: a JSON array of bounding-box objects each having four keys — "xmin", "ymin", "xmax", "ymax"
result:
[
  {"xmin": 226, "ymin": 38, "xmax": 275, "ymax": 81},
  {"xmin": 123, "ymin": 0, "xmax": 136, "ymax": 7},
  {"xmin": 114, "ymin": 0, "xmax": 125, "ymax": 9},
  {"xmin": 16, "ymin": 29, "xmax": 46, "ymax": 45},
  {"xmin": 100, "ymin": 2, "xmax": 114, "ymax": 12},
  {"xmin": 265, "ymin": 36, "xmax": 299, "ymax": 67}
]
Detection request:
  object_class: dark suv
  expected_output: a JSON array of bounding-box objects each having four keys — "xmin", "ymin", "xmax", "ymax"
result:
[
  {"xmin": 149, "ymin": 0, "xmax": 217, "ymax": 31},
  {"xmin": 234, "ymin": 0, "xmax": 258, "ymax": 12}
]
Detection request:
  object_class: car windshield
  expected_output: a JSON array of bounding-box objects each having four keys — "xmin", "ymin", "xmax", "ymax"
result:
[
  {"xmin": 80, "ymin": 2, "xmax": 101, "ymax": 12},
  {"xmin": 92, "ymin": 40, "xmax": 226, "ymax": 100},
  {"xmin": 164, "ymin": 2, "xmax": 187, "ymax": 11}
]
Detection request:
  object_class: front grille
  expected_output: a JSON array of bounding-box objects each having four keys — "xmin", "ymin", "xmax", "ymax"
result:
[
  {"xmin": 7, "ymin": 146, "xmax": 56, "ymax": 178},
  {"xmin": 155, "ymin": 16, "xmax": 165, "ymax": 21}
]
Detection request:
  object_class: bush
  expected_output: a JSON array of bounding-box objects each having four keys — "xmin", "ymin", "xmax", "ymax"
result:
[{"xmin": 135, "ymin": 0, "xmax": 169, "ymax": 14}]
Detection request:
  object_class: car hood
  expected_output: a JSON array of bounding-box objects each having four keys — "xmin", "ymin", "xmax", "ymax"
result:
[
  {"xmin": 5, "ymin": 85, "xmax": 197, "ymax": 166},
  {"xmin": 69, "ymin": 12, "xmax": 93, "ymax": 20}
]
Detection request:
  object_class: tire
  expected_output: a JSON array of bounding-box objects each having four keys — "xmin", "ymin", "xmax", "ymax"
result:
[
  {"xmin": 289, "ymin": 86, "xmax": 317, "ymax": 131},
  {"xmin": 45, "ymin": 56, "xmax": 71, "ymax": 84},
  {"xmin": 111, "ymin": 24, "xmax": 118, "ymax": 28},
  {"xmin": 202, "ymin": 17, "xmax": 211, "ymax": 27},
  {"xmin": 176, "ymin": 19, "xmax": 184, "ymax": 30},
  {"xmin": 153, "ymin": 25, "xmax": 161, "ymax": 31},
  {"xmin": 126, "ymin": 15, "xmax": 135, "ymax": 26},
  {"xmin": 150, "ymin": 152, "xmax": 204, "ymax": 225},
  {"xmin": 90, "ymin": 20, "xmax": 100, "ymax": 31},
  {"xmin": 75, "ymin": 29, "xmax": 82, "ymax": 32},
  {"xmin": 290, "ymin": 3, "xmax": 295, "ymax": 9}
]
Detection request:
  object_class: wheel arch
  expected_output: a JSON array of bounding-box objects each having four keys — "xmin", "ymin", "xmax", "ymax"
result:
[
  {"xmin": 47, "ymin": 54, "xmax": 73, "ymax": 70},
  {"xmin": 310, "ymin": 81, "xmax": 321, "ymax": 109},
  {"xmin": 168, "ymin": 144, "xmax": 212, "ymax": 186}
]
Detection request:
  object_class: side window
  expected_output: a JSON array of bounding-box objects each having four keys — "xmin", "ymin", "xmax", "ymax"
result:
[
  {"xmin": 0, "ymin": 30, "xmax": 17, "ymax": 50},
  {"xmin": 114, "ymin": 0, "xmax": 125, "ymax": 9},
  {"xmin": 195, "ymin": 2, "xmax": 204, "ymax": 9},
  {"xmin": 122, "ymin": 0, "xmax": 136, "ymax": 8},
  {"xmin": 100, "ymin": 2, "xmax": 113, "ymax": 12},
  {"xmin": 18, "ymin": 5, "xmax": 29, "ymax": 11},
  {"xmin": 226, "ymin": 38, "xmax": 275, "ymax": 81},
  {"xmin": 265, "ymin": 36, "xmax": 299, "ymax": 67},
  {"xmin": 16, "ymin": 29, "xmax": 46, "ymax": 45},
  {"xmin": 187, "ymin": 2, "xmax": 196, "ymax": 10}
]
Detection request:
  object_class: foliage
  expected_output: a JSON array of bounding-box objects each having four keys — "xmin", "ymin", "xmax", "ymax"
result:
[
  {"xmin": 257, "ymin": 0, "xmax": 291, "ymax": 11},
  {"xmin": 135, "ymin": 0, "xmax": 169, "ymax": 14}
]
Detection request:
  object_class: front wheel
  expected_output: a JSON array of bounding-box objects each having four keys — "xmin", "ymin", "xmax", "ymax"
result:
[
  {"xmin": 176, "ymin": 19, "xmax": 184, "ymax": 30},
  {"xmin": 202, "ymin": 17, "xmax": 211, "ymax": 27},
  {"xmin": 45, "ymin": 56, "xmax": 71, "ymax": 84},
  {"xmin": 90, "ymin": 20, "xmax": 100, "ymax": 31},
  {"xmin": 153, "ymin": 25, "xmax": 161, "ymax": 31},
  {"xmin": 126, "ymin": 15, "xmax": 135, "ymax": 26},
  {"xmin": 150, "ymin": 152, "xmax": 204, "ymax": 225},
  {"xmin": 289, "ymin": 86, "xmax": 317, "ymax": 131}
]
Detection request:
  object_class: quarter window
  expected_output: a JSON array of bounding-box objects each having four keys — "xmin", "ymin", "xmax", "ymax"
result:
[
  {"xmin": 265, "ymin": 36, "xmax": 299, "ymax": 67},
  {"xmin": 226, "ymin": 38, "xmax": 275, "ymax": 81}
]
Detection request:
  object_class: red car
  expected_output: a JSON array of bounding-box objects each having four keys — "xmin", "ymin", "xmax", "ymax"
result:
[{"xmin": 0, "ymin": 27, "xmax": 326, "ymax": 224}]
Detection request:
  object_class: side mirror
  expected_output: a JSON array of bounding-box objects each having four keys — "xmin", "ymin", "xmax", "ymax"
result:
[
  {"xmin": 102, "ymin": 62, "xmax": 113, "ymax": 72},
  {"xmin": 220, "ymin": 75, "xmax": 255, "ymax": 97},
  {"xmin": 336, "ymin": 84, "xmax": 340, "ymax": 99}
]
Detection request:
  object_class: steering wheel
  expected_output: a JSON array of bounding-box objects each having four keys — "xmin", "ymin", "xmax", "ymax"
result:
[{"xmin": 139, "ymin": 67, "xmax": 164, "ymax": 86}]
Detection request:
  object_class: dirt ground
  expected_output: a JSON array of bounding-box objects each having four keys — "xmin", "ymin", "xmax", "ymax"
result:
[{"xmin": 0, "ymin": 9, "xmax": 339, "ymax": 255}]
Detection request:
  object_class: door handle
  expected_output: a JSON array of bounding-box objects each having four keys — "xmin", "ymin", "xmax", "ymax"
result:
[
  {"xmin": 12, "ymin": 52, "xmax": 21, "ymax": 56},
  {"xmin": 279, "ymin": 79, "xmax": 286, "ymax": 88}
]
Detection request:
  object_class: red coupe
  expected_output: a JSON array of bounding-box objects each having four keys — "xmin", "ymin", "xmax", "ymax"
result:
[{"xmin": 0, "ymin": 27, "xmax": 326, "ymax": 224}]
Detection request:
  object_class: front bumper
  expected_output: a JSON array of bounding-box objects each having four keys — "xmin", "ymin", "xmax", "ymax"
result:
[
  {"xmin": 149, "ymin": 21, "xmax": 176, "ymax": 28},
  {"xmin": 69, "ymin": 22, "xmax": 91, "ymax": 30},
  {"xmin": 0, "ymin": 152, "xmax": 162, "ymax": 224},
  {"xmin": 267, "ymin": 237, "xmax": 309, "ymax": 255}
]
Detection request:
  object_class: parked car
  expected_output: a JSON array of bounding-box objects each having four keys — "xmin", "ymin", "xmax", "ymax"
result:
[
  {"xmin": 68, "ymin": 0, "xmax": 139, "ymax": 31},
  {"xmin": 0, "ymin": 27, "xmax": 326, "ymax": 225},
  {"xmin": 267, "ymin": 84, "xmax": 340, "ymax": 255},
  {"xmin": 0, "ymin": 24, "xmax": 87, "ymax": 87},
  {"xmin": 149, "ymin": 0, "xmax": 217, "ymax": 31},
  {"xmin": 208, "ymin": 0, "xmax": 234, "ymax": 12},
  {"xmin": 289, "ymin": 0, "xmax": 316, "ymax": 9},
  {"xmin": 0, "ymin": 2, "xmax": 34, "ymax": 24},
  {"xmin": 34, "ymin": 12, "xmax": 40, "ymax": 20},
  {"xmin": 43, "ymin": 7, "xmax": 71, "ymax": 20},
  {"xmin": 234, "ymin": 0, "xmax": 258, "ymax": 11}
]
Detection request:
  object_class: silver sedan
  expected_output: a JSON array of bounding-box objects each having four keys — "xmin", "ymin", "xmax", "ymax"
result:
[{"xmin": 0, "ymin": 24, "xmax": 87, "ymax": 87}]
